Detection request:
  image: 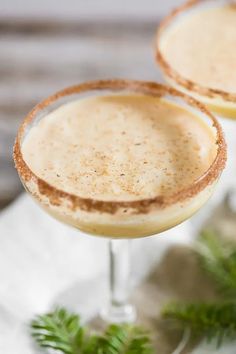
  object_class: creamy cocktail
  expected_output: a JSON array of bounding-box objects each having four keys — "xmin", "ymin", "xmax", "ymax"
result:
[
  {"xmin": 156, "ymin": 1, "xmax": 236, "ymax": 119},
  {"xmin": 156, "ymin": 0, "xmax": 236, "ymax": 208},
  {"xmin": 21, "ymin": 94, "xmax": 218, "ymax": 237},
  {"xmin": 14, "ymin": 80, "xmax": 226, "ymax": 323}
]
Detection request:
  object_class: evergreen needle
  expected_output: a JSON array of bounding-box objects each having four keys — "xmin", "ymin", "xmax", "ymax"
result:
[
  {"xmin": 31, "ymin": 307, "xmax": 154, "ymax": 354},
  {"xmin": 163, "ymin": 302, "xmax": 236, "ymax": 347},
  {"xmin": 163, "ymin": 229, "xmax": 236, "ymax": 347},
  {"xmin": 197, "ymin": 229, "xmax": 236, "ymax": 298}
]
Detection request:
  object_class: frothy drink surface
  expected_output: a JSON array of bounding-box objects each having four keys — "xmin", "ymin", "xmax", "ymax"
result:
[
  {"xmin": 22, "ymin": 94, "xmax": 216, "ymax": 202},
  {"xmin": 160, "ymin": 5, "xmax": 236, "ymax": 94}
]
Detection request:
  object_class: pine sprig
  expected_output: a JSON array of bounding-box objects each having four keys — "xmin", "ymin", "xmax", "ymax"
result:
[
  {"xmin": 197, "ymin": 229, "xmax": 236, "ymax": 298},
  {"xmin": 94, "ymin": 323, "xmax": 154, "ymax": 354},
  {"xmin": 31, "ymin": 307, "xmax": 88, "ymax": 354},
  {"xmin": 31, "ymin": 307, "xmax": 154, "ymax": 354},
  {"xmin": 163, "ymin": 229, "xmax": 236, "ymax": 347},
  {"xmin": 163, "ymin": 302, "xmax": 236, "ymax": 347}
]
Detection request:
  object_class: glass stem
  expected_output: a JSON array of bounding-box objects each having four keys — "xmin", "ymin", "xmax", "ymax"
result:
[{"xmin": 101, "ymin": 239, "xmax": 136, "ymax": 323}]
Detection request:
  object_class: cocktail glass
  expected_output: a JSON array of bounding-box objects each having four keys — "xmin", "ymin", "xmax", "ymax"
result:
[
  {"xmin": 13, "ymin": 79, "xmax": 226, "ymax": 324},
  {"xmin": 156, "ymin": 0, "xmax": 236, "ymax": 208}
]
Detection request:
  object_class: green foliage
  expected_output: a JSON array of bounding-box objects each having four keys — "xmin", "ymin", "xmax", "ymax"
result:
[
  {"xmin": 163, "ymin": 229, "xmax": 236, "ymax": 346},
  {"xmin": 31, "ymin": 307, "xmax": 154, "ymax": 354},
  {"xmin": 163, "ymin": 302, "xmax": 236, "ymax": 347},
  {"xmin": 93, "ymin": 323, "xmax": 154, "ymax": 354},
  {"xmin": 197, "ymin": 229, "xmax": 236, "ymax": 298},
  {"xmin": 31, "ymin": 307, "xmax": 88, "ymax": 354}
]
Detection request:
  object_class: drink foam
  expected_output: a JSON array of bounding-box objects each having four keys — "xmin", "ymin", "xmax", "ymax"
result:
[
  {"xmin": 160, "ymin": 5, "xmax": 236, "ymax": 94},
  {"xmin": 22, "ymin": 94, "xmax": 216, "ymax": 202}
]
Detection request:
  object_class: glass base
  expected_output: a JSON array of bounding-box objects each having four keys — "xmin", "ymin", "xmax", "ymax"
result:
[
  {"xmin": 100, "ymin": 303, "xmax": 136, "ymax": 323},
  {"xmin": 172, "ymin": 328, "xmax": 191, "ymax": 354}
]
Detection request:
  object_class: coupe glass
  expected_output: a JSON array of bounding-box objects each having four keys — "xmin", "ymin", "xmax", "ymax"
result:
[
  {"xmin": 155, "ymin": 0, "xmax": 236, "ymax": 207},
  {"xmin": 13, "ymin": 79, "xmax": 226, "ymax": 324}
]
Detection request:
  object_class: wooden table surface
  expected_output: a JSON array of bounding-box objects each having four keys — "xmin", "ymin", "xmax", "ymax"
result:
[{"xmin": 0, "ymin": 18, "xmax": 161, "ymax": 210}]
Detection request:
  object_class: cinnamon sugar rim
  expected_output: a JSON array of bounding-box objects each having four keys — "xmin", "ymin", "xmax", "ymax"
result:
[
  {"xmin": 13, "ymin": 79, "xmax": 226, "ymax": 215},
  {"xmin": 155, "ymin": 0, "xmax": 236, "ymax": 103}
]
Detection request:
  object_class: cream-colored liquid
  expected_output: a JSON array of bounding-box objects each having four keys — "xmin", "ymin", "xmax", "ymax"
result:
[
  {"xmin": 160, "ymin": 4, "xmax": 236, "ymax": 118},
  {"xmin": 22, "ymin": 94, "xmax": 217, "ymax": 237}
]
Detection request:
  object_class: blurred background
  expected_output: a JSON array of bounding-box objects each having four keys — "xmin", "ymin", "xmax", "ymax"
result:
[
  {"xmin": 2, "ymin": 3, "xmax": 236, "ymax": 353},
  {"xmin": 0, "ymin": 0, "xmax": 182, "ymax": 210}
]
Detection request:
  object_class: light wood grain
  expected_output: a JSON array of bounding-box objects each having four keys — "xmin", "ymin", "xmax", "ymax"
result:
[{"xmin": 0, "ymin": 0, "xmax": 180, "ymax": 21}]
